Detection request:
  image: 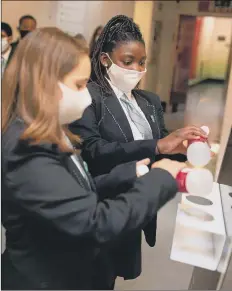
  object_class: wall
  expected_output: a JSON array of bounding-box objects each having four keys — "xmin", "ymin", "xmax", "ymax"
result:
[
  {"xmin": 2, "ymin": 1, "xmax": 56, "ymax": 41},
  {"xmin": 101, "ymin": 1, "xmax": 135, "ymax": 27},
  {"xmin": 133, "ymin": 1, "xmax": 155, "ymax": 89},
  {"xmin": 209, "ymin": 17, "xmax": 232, "ymax": 79},
  {"xmin": 194, "ymin": 17, "xmax": 214, "ymax": 82},
  {"xmin": 190, "ymin": 17, "xmax": 232, "ymax": 85},
  {"xmin": 146, "ymin": 0, "xmax": 232, "ymax": 103},
  {"xmin": 85, "ymin": 1, "xmax": 135, "ymax": 42},
  {"xmin": 2, "ymin": 0, "xmax": 135, "ymax": 43},
  {"xmin": 145, "ymin": 1, "xmax": 178, "ymax": 102}
]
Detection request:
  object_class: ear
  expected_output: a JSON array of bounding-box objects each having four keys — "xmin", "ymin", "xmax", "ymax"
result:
[
  {"xmin": 100, "ymin": 53, "xmax": 111, "ymax": 68},
  {"xmin": 8, "ymin": 36, "xmax": 13, "ymax": 43}
]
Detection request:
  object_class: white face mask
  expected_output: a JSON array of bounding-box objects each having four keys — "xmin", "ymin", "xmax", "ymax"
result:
[
  {"xmin": 105, "ymin": 53, "xmax": 147, "ymax": 93},
  {"xmin": 1, "ymin": 38, "xmax": 10, "ymax": 52},
  {"xmin": 58, "ymin": 82, "xmax": 92, "ymax": 124}
]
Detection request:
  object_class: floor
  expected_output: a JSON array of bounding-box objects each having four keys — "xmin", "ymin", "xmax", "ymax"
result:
[
  {"xmin": 1, "ymin": 82, "xmax": 228, "ymax": 290},
  {"xmin": 116, "ymin": 81, "xmax": 226, "ymax": 290},
  {"xmin": 164, "ymin": 81, "xmax": 225, "ymax": 142},
  {"xmin": 115, "ymin": 194, "xmax": 193, "ymax": 290}
]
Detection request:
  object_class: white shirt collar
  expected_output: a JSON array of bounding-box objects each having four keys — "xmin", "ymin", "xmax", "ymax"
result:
[
  {"xmin": 2, "ymin": 46, "xmax": 12, "ymax": 62},
  {"xmin": 106, "ymin": 77, "xmax": 132, "ymax": 100}
]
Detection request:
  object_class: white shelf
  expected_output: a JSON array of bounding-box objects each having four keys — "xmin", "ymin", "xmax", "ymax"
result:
[
  {"xmin": 217, "ymin": 184, "xmax": 232, "ymax": 274},
  {"xmin": 170, "ymin": 182, "xmax": 226, "ymax": 271}
]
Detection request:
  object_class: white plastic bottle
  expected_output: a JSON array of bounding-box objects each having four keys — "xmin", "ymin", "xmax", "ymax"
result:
[
  {"xmin": 176, "ymin": 168, "xmax": 214, "ymax": 196},
  {"xmin": 187, "ymin": 126, "xmax": 211, "ymax": 167}
]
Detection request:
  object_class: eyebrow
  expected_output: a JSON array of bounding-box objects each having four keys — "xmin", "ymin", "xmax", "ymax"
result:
[
  {"xmin": 122, "ymin": 53, "xmax": 134, "ymax": 57},
  {"xmin": 75, "ymin": 77, "xmax": 89, "ymax": 82},
  {"xmin": 122, "ymin": 53, "xmax": 146, "ymax": 59}
]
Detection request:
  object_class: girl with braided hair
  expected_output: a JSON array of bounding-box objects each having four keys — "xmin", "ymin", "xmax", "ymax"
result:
[{"xmin": 70, "ymin": 15, "xmax": 207, "ymax": 289}]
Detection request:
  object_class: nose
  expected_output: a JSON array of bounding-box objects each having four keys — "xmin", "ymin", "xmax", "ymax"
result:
[
  {"xmin": 138, "ymin": 65, "xmax": 145, "ymax": 72},
  {"xmin": 131, "ymin": 63, "xmax": 142, "ymax": 72}
]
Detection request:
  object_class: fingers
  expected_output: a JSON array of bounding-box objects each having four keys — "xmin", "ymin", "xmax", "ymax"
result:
[
  {"xmin": 211, "ymin": 151, "xmax": 216, "ymax": 158},
  {"xmin": 176, "ymin": 161, "xmax": 187, "ymax": 172},
  {"xmin": 183, "ymin": 140, "xmax": 188, "ymax": 147},
  {"xmin": 151, "ymin": 159, "xmax": 187, "ymax": 178},
  {"xmin": 176, "ymin": 126, "xmax": 208, "ymax": 140},
  {"xmin": 177, "ymin": 144, "xmax": 188, "ymax": 155},
  {"xmin": 151, "ymin": 158, "xmax": 169, "ymax": 169},
  {"xmin": 186, "ymin": 127, "xmax": 208, "ymax": 138},
  {"xmin": 137, "ymin": 158, "xmax": 151, "ymax": 166}
]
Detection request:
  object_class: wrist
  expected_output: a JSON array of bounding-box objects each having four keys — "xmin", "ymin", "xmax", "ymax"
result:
[
  {"xmin": 157, "ymin": 139, "xmax": 166, "ymax": 154},
  {"xmin": 155, "ymin": 144, "xmax": 160, "ymax": 155}
]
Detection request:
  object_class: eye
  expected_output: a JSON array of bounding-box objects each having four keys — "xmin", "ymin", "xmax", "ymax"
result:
[
  {"xmin": 123, "ymin": 60, "xmax": 133, "ymax": 66},
  {"xmin": 139, "ymin": 60, "xmax": 146, "ymax": 66},
  {"xmin": 76, "ymin": 84, "xmax": 85, "ymax": 90}
]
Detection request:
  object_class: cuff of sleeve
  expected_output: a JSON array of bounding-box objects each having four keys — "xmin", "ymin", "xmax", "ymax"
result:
[
  {"xmin": 136, "ymin": 164, "xmax": 149, "ymax": 177},
  {"xmin": 150, "ymin": 168, "xmax": 178, "ymax": 193}
]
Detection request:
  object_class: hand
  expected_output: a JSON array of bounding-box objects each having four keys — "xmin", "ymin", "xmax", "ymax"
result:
[
  {"xmin": 157, "ymin": 126, "xmax": 208, "ymax": 155},
  {"xmin": 136, "ymin": 158, "xmax": 150, "ymax": 177},
  {"xmin": 151, "ymin": 159, "xmax": 187, "ymax": 179}
]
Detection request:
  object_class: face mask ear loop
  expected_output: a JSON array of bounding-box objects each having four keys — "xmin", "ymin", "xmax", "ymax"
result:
[{"xmin": 102, "ymin": 52, "xmax": 114, "ymax": 67}]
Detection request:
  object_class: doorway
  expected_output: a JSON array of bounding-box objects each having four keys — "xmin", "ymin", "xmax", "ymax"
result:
[{"xmin": 166, "ymin": 16, "xmax": 232, "ymax": 139}]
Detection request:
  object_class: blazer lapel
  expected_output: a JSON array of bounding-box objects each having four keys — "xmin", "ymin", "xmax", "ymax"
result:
[
  {"xmin": 133, "ymin": 90, "xmax": 160, "ymax": 139},
  {"xmin": 103, "ymin": 90, "xmax": 134, "ymax": 142},
  {"xmin": 62, "ymin": 154, "xmax": 93, "ymax": 191}
]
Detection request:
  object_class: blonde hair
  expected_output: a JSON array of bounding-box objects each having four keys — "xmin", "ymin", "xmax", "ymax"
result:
[{"xmin": 2, "ymin": 27, "xmax": 89, "ymax": 152}]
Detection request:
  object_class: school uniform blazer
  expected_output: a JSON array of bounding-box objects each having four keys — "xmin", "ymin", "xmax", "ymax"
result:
[
  {"xmin": 70, "ymin": 82, "xmax": 186, "ymax": 178},
  {"xmin": 70, "ymin": 81, "xmax": 186, "ymax": 279},
  {"xmin": 1, "ymin": 118, "xmax": 178, "ymax": 290},
  {"xmin": 6, "ymin": 41, "xmax": 18, "ymax": 67}
]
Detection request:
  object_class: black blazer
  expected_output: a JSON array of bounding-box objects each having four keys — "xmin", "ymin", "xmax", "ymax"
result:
[
  {"xmin": 2, "ymin": 118, "xmax": 178, "ymax": 290},
  {"xmin": 70, "ymin": 82, "xmax": 170, "ymax": 177},
  {"xmin": 6, "ymin": 41, "xmax": 18, "ymax": 67}
]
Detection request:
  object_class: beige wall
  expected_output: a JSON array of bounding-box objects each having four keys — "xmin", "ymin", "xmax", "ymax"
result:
[
  {"xmin": 133, "ymin": 1, "xmax": 155, "ymax": 89},
  {"xmin": 144, "ymin": 1, "xmax": 178, "ymax": 101},
  {"xmin": 2, "ymin": 1, "xmax": 56, "ymax": 41},
  {"xmin": 2, "ymin": 1, "xmax": 135, "ymax": 43},
  {"xmin": 101, "ymin": 1, "xmax": 135, "ymax": 26},
  {"xmin": 208, "ymin": 17, "xmax": 232, "ymax": 79},
  {"xmin": 86, "ymin": 1, "xmax": 135, "ymax": 42},
  {"xmin": 145, "ymin": 0, "xmax": 232, "ymax": 103},
  {"xmin": 197, "ymin": 17, "xmax": 215, "ymax": 81},
  {"xmin": 193, "ymin": 17, "xmax": 232, "ymax": 83}
]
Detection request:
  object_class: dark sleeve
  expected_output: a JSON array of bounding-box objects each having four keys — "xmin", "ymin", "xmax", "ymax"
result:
[
  {"xmin": 94, "ymin": 161, "xmax": 137, "ymax": 200},
  {"xmin": 70, "ymin": 103, "xmax": 157, "ymax": 176},
  {"xmin": 6, "ymin": 154, "xmax": 178, "ymax": 244},
  {"xmin": 156, "ymin": 95, "xmax": 169, "ymax": 138}
]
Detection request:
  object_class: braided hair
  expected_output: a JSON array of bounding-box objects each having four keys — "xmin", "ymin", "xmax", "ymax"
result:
[{"xmin": 90, "ymin": 15, "xmax": 145, "ymax": 91}]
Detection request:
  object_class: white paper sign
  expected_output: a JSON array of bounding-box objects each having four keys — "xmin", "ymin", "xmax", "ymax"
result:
[{"xmin": 56, "ymin": 1, "xmax": 87, "ymax": 36}]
